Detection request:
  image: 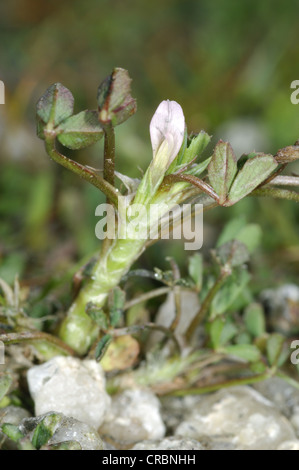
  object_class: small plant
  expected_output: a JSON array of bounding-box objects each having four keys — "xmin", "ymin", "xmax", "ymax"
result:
[{"xmin": 1, "ymin": 67, "xmax": 299, "ymax": 399}]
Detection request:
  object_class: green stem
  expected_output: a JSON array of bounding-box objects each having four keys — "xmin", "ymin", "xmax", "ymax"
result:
[
  {"xmin": 166, "ymin": 370, "xmax": 273, "ymax": 397},
  {"xmin": 164, "ymin": 174, "xmax": 220, "ymax": 202},
  {"xmin": 103, "ymin": 123, "xmax": 115, "ymax": 191},
  {"xmin": 44, "ymin": 136, "xmax": 119, "ymax": 207},
  {"xmin": 275, "ymin": 371, "xmax": 299, "ymax": 390},
  {"xmin": 112, "ymin": 322, "xmax": 181, "ymax": 354},
  {"xmin": 60, "ymin": 193, "xmax": 219, "ymax": 355},
  {"xmin": 101, "ymin": 124, "xmax": 116, "ymax": 255},
  {"xmin": 252, "ymin": 186, "xmax": 299, "ymax": 202},
  {"xmin": 168, "ymin": 259, "xmax": 182, "ymax": 332},
  {"xmin": 59, "ymin": 237, "xmax": 146, "ymax": 354},
  {"xmin": 124, "ymin": 286, "xmax": 171, "ymax": 310},
  {"xmin": 0, "ymin": 330, "xmax": 75, "ymax": 357},
  {"xmin": 185, "ymin": 267, "xmax": 231, "ymax": 342},
  {"xmin": 270, "ymin": 175, "xmax": 299, "ymax": 186}
]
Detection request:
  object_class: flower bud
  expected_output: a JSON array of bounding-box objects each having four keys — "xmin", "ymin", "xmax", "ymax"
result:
[
  {"xmin": 275, "ymin": 145, "xmax": 299, "ymax": 164},
  {"xmin": 97, "ymin": 68, "xmax": 137, "ymax": 127},
  {"xmin": 150, "ymin": 100, "xmax": 185, "ymax": 170}
]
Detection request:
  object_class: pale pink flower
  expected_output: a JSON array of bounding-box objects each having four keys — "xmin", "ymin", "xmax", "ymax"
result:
[{"xmin": 150, "ymin": 100, "xmax": 185, "ymax": 168}]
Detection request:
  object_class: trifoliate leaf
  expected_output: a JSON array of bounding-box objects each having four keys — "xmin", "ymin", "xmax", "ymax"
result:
[
  {"xmin": 223, "ymin": 344, "xmax": 261, "ymax": 362},
  {"xmin": 208, "ymin": 141, "xmax": 238, "ymax": 205},
  {"xmin": 57, "ymin": 110, "xmax": 104, "ymax": 149},
  {"xmin": 36, "ymin": 83, "xmax": 74, "ymax": 128},
  {"xmin": 97, "ymin": 68, "xmax": 137, "ymax": 126},
  {"xmin": 227, "ymin": 155, "xmax": 278, "ymax": 205}
]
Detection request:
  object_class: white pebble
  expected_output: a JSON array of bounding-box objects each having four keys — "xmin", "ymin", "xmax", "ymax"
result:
[
  {"xmin": 27, "ymin": 356, "xmax": 111, "ymax": 429},
  {"xmin": 100, "ymin": 388, "xmax": 165, "ymax": 444},
  {"xmin": 175, "ymin": 386, "xmax": 296, "ymax": 450}
]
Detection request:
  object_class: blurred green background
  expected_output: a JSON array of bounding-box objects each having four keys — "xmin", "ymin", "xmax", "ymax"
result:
[{"xmin": 0, "ymin": 0, "xmax": 299, "ymax": 294}]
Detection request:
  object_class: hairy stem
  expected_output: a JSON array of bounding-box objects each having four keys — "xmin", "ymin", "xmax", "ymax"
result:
[
  {"xmin": 268, "ymin": 175, "xmax": 299, "ymax": 187},
  {"xmin": 59, "ymin": 237, "xmax": 146, "ymax": 354},
  {"xmin": 44, "ymin": 136, "xmax": 119, "ymax": 207},
  {"xmin": 60, "ymin": 193, "xmax": 219, "ymax": 354},
  {"xmin": 101, "ymin": 124, "xmax": 116, "ymax": 254},
  {"xmin": 252, "ymin": 186, "xmax": 299, "ymax": 202},
  {"xmin": 103, "ymin": 124, "xmax": 116, "ymax": 191}
]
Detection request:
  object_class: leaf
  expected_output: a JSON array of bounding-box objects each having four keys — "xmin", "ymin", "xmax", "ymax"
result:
[
  {"xmin": 208, "ymin": 141, "xmax": 238, "ymax": 204},
  {"xmin": 188, "ymin": 253, "xmax": 203, "ymax": 290},
  {"xmin": 1, "ymin": 423, "xmax": 24, "ymax": 443},
  {"xmin": 115, "ymin": 172, "xmax": 140, "ymax": 194},
  {"xmin": 57, "ymin": 110, "xmax": 104, "ymax": 149},
  {"xmin": 32, "ymin": 425, "xmax": 52, "ymax": 449},
  {"xmin": 100, "ymin": 335, "xmax": 140, "ymax": 372},
  {"xmin": 0, "ymin": 374, "xmax": 12, "ymax": 402},
  {"xmin": 97, "ymin": 68, "xmax": 137, "ymax": 126},
  {"xmin": 109, "ymin": 287, "xmax": 126, "ymax": 327},
  {"xmin": 36, "ymin": 116, "xmax": 46, "ymax": 140},
  {"xmin": 217, "ymin": 240, "xmax": 250, "ymax": 267},
  {"xmin": 227, "ymin": 155, "xmax": 278, "ymax": 205},
  {"xmin": 18, "ymin": 437, "xmax": 36, "ymax": 450},
  {"xmin": 233, "ymin": 225, "xmax": 262, "ymax": 253},
  {"xmin": 217, "ymin": 216, "xmax": 247, "ymax": 247},
  {"xmin": 166, "ymin": 127, "xmax": 188, "ymax": 174},
  {"xmin": 220, "ymin": 322, "xmax": 238, "ymax": 345},
  {"xmin": 95, "ymin": 334, "xmax": 112, "ymax": 361},
  {"xmin": 36, "ymin": 83, "xmax": 74, "ymax": 127},
  {"xmin": 217, "ymin": 217, "xmax": 262, "ymax": 254},
  {"xmin": 208, "ymin": 317, "xmax": 225, "ymax": 349},
  {"xmin": 47, "ymin": 441, "xmax": 82, "ymax": 450},
  {"xmin": 237, "ymin": 152, "xmax": 269, "ymax": 169},
  {"xmin": 211, "ymin": 268, "xmax": 250, "ymax": 317},
  {"xmin": 250, "ymin": 361, "xmax": 267, "ymax": 374},
  {"xmin": 266, "ymin": 333, "xmax": 285, "ymax": 366},
  {"xmin": 181, "ymin": 131, "xmax": 211, "ymax": 165},
  {"xmin": 31, "ymin": 414, "xmax": 61, "ymax": 450},
  {"xmin": 85, "ymin": 303, "xmax": 108, "ymax": 330},
  {"xmin": 244, "ymin": 303, "xmax": 266, "ymax": 337},
  {"xmin": 235, "ymin": 332, "xmax": 252, "ymax": 345},
  {"xmin": 186, "ymin": 157, "xmax": 212, "ymax": 177},
  {"xmin": 223, "ymin": 344, "xmax": 261, "ymax": 362}
]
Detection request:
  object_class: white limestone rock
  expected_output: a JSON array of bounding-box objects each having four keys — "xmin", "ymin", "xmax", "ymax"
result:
[
  {"xmin": 100, "ymin": 388, "xmax": 165, "ymax": 445},
  {"xmin": 254, "ymin": 377, "xmax": 299, "ymax": 417},
  {"xmin": 175, "ymin": 386, "xmax": 296, "ymax": 450},
  {"xmin": 146, "ymin": 290, "xmax": 201, "ymax": 351},
  {"xmin": 19, "ymin": 412, "xmax": 104, "ymax": 450},
  {"xmin": 27, "ymin": 356, "xmax": 111, "ymax": 429},
  {"xmin": 0, "ymin": 406, "xmax": 31, "ymax": 450},
  {"xmin": 132, "ymin": 436, "xmax": 205, "ymax": 450},
  {"xmin": 276, "ymin": 440, "xmax": 299, "ymax": 450}
]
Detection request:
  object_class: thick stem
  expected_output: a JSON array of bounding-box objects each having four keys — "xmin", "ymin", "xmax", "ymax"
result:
[
  {"xmin": 59, "ymin": 237, "xmax": 146, "ymax": 354},
  {"xmin": 60, "ymin": 192, "xmax": 219, "ymax": 354}
]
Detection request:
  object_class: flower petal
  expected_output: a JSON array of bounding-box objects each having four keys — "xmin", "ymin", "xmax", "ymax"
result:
[{"xmin": 150, "ymin": 100, "xmax": 185, "ymax": 165}]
